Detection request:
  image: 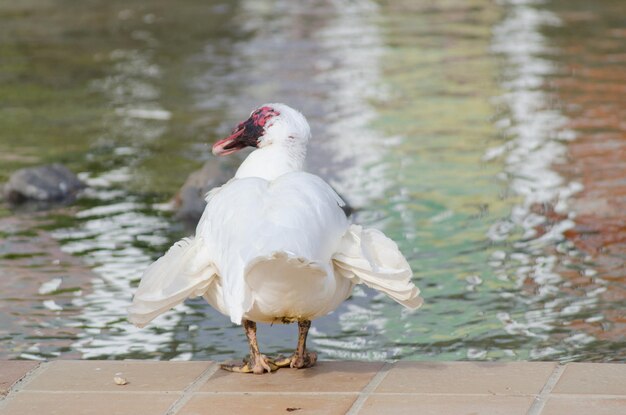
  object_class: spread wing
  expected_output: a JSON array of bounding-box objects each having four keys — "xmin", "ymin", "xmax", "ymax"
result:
[
  {"xmin": 332, "ymin": 225, "xmax": 423, "ymax": 310},
  {"xmin": 128, "ymin": 236, "xmax": 217, "ymax": 327}
]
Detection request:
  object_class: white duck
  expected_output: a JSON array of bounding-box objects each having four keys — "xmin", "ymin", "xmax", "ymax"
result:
[{"xmin": 128, "ymin": 104, "xmax": 422, "ymax": 374}]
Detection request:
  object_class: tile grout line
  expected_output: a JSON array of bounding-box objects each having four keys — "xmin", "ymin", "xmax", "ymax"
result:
[
  {"xmin": 6, "ymin": 390, "xmax": 566, "ymax": 397},
  {"xmin": 11, "ymin": 390, "xmax": 186, "ymax": 395},
  {"xmin": 527, "ymin": 363, "xmax": 567, "ymax": 415},
  {"xmin": 165, "ymin": 362, "xmax": 220, "ymax": 415},
  {"xmin": 345, "ymin": 362, "xmax": 393, "ymax": 415},
  {"xmin": 185, "ymin": 391, "xmax": 540, "ymax": 397},
  {"xmin": 0, "ymin": 361, "xmax": 50, "ymax": 410}
]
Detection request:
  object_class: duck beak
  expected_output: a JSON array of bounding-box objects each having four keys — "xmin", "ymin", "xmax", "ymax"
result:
[
  {"xmin": 212, "ymin": 114, "xmax": 264, "ymax": 156},
  {"xmin": 212, "ymin": 124, "xmax": 247, "ymax": 156}
]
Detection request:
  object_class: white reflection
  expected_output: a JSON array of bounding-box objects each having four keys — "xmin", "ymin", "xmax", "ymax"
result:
[
  {"xmin": 193, "ymin": 0, "xmax": 391, "ymax": 208},
  {"xmin": 485, "ymin": 0, "xmax": 602, "ymax": 359},
  {"xmin": 489, "ymin": 2, "xmax": 579, "ymax": 219},
  {"xmin": 38, "ymin": 278, "xmax": 62, "ymax": 295},
  {"xmin": 314, "ymin": 0, "xmax": 390, "ymax": 208},
  {"xmin": 489, "ymin": 0, "xmax": 595, "ymax": 355},
  {"xmin": 53, "ymin": 30, "xmax": 182, "ymax": 358},
  {"xmin": 54, "ymin": 169, "xmax": 176, "ymax": 358}
]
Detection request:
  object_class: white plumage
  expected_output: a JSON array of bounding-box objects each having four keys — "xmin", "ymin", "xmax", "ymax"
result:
[{"xmin": 128, "ymin": 103, "xmax": 422, "ymax": 372}]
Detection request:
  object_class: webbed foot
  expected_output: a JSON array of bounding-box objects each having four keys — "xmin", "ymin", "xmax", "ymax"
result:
[
  {"xmin": 273, "ymin": 351, "xmax": 318, "ymax": 369},
  {"xmin": 221, "ymin": 354, "xmax": 279, "ymax": 374}
]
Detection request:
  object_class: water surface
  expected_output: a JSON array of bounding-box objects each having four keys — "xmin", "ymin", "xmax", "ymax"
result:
[{"xmin": 0, "ymin": 0, "xmax": 624, "ymax": 362}]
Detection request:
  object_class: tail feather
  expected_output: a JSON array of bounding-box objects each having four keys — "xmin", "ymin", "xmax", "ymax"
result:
[
  {"xmin": 128, "ymin": 237, "xmax": 216, "ymax": 327},
  {"xmin": 332, "ymin": 225, "xmax": 423, "ymax": 310}
]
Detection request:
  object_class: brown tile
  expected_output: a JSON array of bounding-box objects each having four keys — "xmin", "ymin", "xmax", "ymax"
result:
[
  {"xmin": 0, "ymin": 391, "xmax": 178, "ymax": 415},
  {"xmin": 23, "ymin": 360, "xmax": 213, "ymax": 392},
  {"xmin": 200, "ymin": 361, "xmax": 383, "ymax": 393},
  {"xmin": 358, "ymin": 394, "xmax": 534, "ymax": 415},
  {"xmin": 542, "ymin": 397, "xmax": 626, "ymax": 415},
  {"xmin": 375, "ymin": 362, "xmax": 557, "ymax": 395},
  {"xmin": 0, "ymin": 361, "xmax": 39, "ymax": 395},
  {"xmin": 552, "ymin": 363, "xmax": 626, "ymax": 396},
  {"xmin": 179, "ymin": 394, "xmax": 356, "ymax": 415}
]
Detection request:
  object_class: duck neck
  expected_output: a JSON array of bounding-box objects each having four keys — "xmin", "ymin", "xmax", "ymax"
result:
[{"xmin": 235, "ymin": 143, "xmax": 307, "ymax": 181}]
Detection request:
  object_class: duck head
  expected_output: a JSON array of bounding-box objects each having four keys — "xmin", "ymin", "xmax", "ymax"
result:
[{"xmin": 212, "ymin": 103, "xmax": 310, "ymax": 156}]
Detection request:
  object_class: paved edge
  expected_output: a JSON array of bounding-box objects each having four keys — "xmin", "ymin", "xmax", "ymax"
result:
[
  {"xmin": 0, "ymin": 361, "xmax": 46, "ymax": 409},
  {"xmin": 165, "ymin": 362, "xmax": 220, "ymax": 415},
  {"xmin": 345, "ymin": 362, "xmax": 392, "ymax": 415},
  {"xmin": 527, "ymin": 363, "xmax": 567, "ymax": 415},
  {"xmin": 2, "ymin": 361, "xmax": 626, "ymax": 415}
]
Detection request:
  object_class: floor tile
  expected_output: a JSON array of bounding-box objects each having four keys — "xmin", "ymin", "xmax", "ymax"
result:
[
  {"xmin": 23, "ymin": 360, "xmax": 213, "ymax": 392},
  {"xmin": 179, "ymin": 394, "xmax": 356, "ymax": 415},
  {"xmin": 358, "ymin": 394, "xmax": 534, "ymax": 415},
  {"xmin": 0, "ymin": 391, "xmax": 178, "ymax": 415},
  {"xmin": 551, "ymin": 363, "xmax": 626, "ymax": 396},
  {"xmin": 201, "ymin": 361, "xmax": 383, "ymax": 393},
  {"xmin": 541, "ymin": 397, "xmax": 626, "ymax": 415},
  {"xmin": 375, "ymin": 362, "xmax": 556, "ymax": 395},
  {"xmin": 0, "ymin": 361, "xmax": 39, "ymax": 396}
]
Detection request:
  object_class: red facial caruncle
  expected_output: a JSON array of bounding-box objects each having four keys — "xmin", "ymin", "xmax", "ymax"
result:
[
  {"xmin": 250, "ymin": 106, "xmax": 279, "ymax": 128},
  {"xmin": 212, "ymin": 106, "xmax": 281, "ymax": 156}
]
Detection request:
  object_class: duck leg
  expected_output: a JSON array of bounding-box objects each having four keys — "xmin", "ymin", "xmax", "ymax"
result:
[
  {"xmin": 275, "ymin": 319, "xmax": 318, "ymax": 369},
  {"xmin": 221, "ymin": 319, "xmax": 278, "ymax": 374}
]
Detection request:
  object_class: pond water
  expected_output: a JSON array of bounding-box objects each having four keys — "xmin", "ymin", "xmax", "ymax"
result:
[{"xmin": 1, "ymin": 0, "xmax": 624, "ymax": 362}]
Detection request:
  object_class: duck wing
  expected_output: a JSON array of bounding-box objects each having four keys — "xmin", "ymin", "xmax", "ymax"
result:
[
  {"xmin": 333, "ymin": 225, "xmax": 423, "ymax": 310},
  {"xmin": 128, "ymin": 236, "xmax": 217, "ymax": 327}
]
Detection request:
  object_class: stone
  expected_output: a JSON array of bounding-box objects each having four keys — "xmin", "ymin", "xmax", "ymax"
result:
[
  {"xmin": 3, "ymin": 163, "xmax": 84, "ymax": 205},
  {"xmin": 172, "ymin": 160, "xmax": 234, "ymax": 226}
]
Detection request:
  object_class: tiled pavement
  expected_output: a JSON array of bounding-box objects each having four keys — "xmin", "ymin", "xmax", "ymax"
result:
[{"xmin": 0, "ymin": 360, "xmax": 625, "ymax": 414}]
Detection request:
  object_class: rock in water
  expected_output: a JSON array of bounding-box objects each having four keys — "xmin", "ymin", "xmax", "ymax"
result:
[
  {"xmin": 3, "ymin": 164, "xmax": 84, "ymax": 204},
  {"xmin": 173, "ymin": 160, "xmax": 234, "ymax": 225}
]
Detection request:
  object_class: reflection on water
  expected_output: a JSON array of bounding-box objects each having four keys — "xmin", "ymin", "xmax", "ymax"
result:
[
  {"xmin": 0, "ymin": 0, "xmax": 624, "ymax": 362},
  {"xmin": 487, "ymin": 0, "xmax": 586, "ymax": 359},
  {"xmin": 485, "ymin": 0, "xmax": 625, "ymax": 361},
  {"xmin": 54, "ymin": 170, "xmax": 177, "ymax": 359},
  {"xmin": 314, "ymin": 0, "xmax": 392, "ymax": 208}
]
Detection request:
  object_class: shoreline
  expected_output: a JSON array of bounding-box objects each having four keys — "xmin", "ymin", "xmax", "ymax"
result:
[{"xmin": 2, "ymin": 360, "xmax": 626, "ymax": 414}]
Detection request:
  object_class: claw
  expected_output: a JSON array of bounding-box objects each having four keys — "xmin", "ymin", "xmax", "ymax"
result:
[
  {"xmin": 221, "ymin": 354, "xmax": 279, "ymax": 374},
  {"xmin": 273, "ymin": 355, "xmax": 292, "ymax": 368},
  {"xmin": 272, "ymin": 351, "xmax": 318, "ymax": 369},
  {"xmin": 221, "ymin": 361, "xmax": 254, "ymax": 373}
]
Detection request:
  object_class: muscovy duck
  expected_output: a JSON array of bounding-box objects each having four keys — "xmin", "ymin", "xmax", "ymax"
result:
[{"xmin": 129, "ymin": 103, "xmax": 422, "ymax": 374}]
